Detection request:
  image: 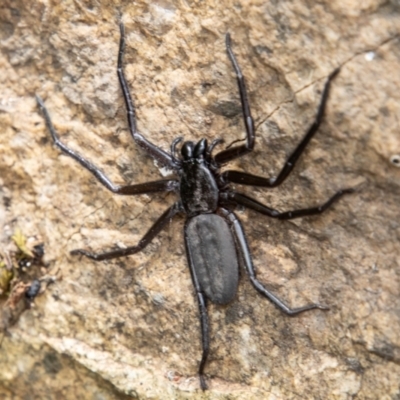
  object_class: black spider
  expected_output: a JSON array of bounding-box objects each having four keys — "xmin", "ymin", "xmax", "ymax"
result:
[{"xmin": 36, "ymin": 23, "xmax": 353, "ymax": 390}]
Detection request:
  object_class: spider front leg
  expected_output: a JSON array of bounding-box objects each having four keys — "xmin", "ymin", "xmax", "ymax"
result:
[
  {"xmin": 214, "ymin": 34, "xmax": 255, "ymax": 165},
  {"xmin": 71, "ymin": 202, "xmax": 182, "ymax": 261},
  {"xmin": 117, "ymin": 23, "xmax": 177, "ymax": 169},
  {"xmin": 36, "ymin": 95, "xmax": 179, "ymax": 195},
  {"xmin": 222, "ymin": 68, "xmax": 340, "ymax": 187}
]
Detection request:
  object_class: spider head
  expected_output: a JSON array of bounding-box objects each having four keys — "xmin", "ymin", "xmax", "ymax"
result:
[{"xmin": 181, "ymin": 139, "xmax": 208, "ymax": 163}]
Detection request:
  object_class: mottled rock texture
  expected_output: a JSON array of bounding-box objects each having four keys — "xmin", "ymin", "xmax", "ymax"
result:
[{"xmin": 1, "ymin": 1, "xmax": 400, "ymax": 399}]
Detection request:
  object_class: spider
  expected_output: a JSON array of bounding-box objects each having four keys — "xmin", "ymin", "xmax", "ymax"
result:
[{"xmin": 36, "ymin": 23, "xmax": 353, "ymax": 390}]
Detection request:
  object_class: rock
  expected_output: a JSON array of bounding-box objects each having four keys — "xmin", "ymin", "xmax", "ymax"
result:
[{"xmin": 1, "ymin": 1, "xmax": 399, "ymax": 398}]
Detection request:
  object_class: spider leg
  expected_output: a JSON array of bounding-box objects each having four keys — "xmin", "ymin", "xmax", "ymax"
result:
[
  {"xmin": 118, "ymin": 23, "xmax": 176, "ymax": 169},
  {"xmin": 195, "ymin": 293, "xmax": 209, "ymax": 391},
  {"xmin": 184, "ymin": 221, "xmax": 210, "ymax": 391},
  {"xmin": 224, "ymin": 188, "xmax": 353, "ymax": 219},
  {"xmin": 71, "ymin": 202, "xmax": 182, "ymax": 261},
  {"xmin": 214, "ymin": 34, "xmax": 255, "ymax": 165},
  {"xmin": 221, "ymin": 209, "xmax": 328, "ymax": 315},
  {"xmin": 222, "ymin": 68, "xmax": 340, "ymax": 187},
  {"xmin": 36, "ymin": 95, "xmax": 179, "ymax": 195}
]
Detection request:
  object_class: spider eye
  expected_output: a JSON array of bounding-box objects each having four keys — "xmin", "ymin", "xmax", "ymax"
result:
[{"xmin": 181, "ymin": 141, "xmax": 195, "ymax": 160}]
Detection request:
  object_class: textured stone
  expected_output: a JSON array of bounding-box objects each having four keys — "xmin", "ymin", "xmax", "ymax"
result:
[{"xmin": 1, "ymin": 1, "xmax": 400, "ymax": 399}]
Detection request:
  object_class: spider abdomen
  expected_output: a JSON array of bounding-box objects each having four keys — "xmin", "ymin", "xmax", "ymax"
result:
[{"xmin": 185, "ymin": 214, "xmax": 239, "ymax": 305}]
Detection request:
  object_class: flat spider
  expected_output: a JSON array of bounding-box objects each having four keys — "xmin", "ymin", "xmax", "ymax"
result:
[{"xmin": 36, "ymin": 23, "xmax": 353, "ymax": 390}]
